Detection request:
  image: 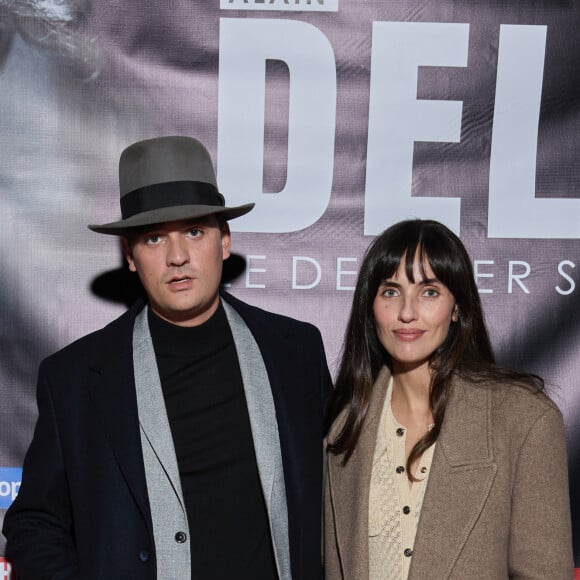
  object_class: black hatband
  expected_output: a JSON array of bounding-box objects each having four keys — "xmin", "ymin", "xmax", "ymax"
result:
[{"xmin": 121, "ymin": 181, "xmax": 225, "ymax": 218}]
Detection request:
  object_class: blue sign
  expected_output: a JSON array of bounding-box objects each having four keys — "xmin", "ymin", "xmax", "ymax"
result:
[{"xmin": 0, "ymin": 468, "xmax": 22, "ymax": 509}]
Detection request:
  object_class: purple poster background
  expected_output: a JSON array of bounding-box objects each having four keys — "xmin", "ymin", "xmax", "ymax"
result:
[{"xmin": 0, "ymin": 0, "xmax": 579, "ymax": 567}]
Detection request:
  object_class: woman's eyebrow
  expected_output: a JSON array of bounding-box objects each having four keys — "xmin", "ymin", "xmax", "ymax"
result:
[{"xmin": 381, "ymin": 277, "xmax": 440, "ymax": 286}]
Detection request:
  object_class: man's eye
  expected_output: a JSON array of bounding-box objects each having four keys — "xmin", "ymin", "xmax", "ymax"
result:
[
  {"xmin": 187, "ymin": 228, "xmax": 203, "ymax": 238},
  {"xmin": 145, "ymin": 234, "xmax": 161, "ymax": 245}
]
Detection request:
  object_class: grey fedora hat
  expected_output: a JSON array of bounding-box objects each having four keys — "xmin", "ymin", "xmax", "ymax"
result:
[{"xmin": 88, "ymin": 136, "xmax": 254, "ymax": 235}]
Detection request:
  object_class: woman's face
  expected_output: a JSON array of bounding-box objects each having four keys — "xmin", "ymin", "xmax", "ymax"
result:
[{"xmin": 373, "ymin": 254, "xmax": 458, "ymax": 375}]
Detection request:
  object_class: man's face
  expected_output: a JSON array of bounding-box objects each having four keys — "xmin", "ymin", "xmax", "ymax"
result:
[{"xmin": 122, "ymin": 215, "xmax": 231, "ymax": 326}]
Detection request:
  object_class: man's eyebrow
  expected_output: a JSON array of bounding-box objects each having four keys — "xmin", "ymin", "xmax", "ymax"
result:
[
  {"xmin": 185, "ymin": 216, "xmax": 216, "ymax": 226},
  {"xmin": 136, "ymin": 229, "xmax": 157, "ymax": 237}
]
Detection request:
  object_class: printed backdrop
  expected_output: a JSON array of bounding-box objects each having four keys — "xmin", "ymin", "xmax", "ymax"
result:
[{"xmin": 0, "ymin": 0, "xmax": 579, "ymax": 568}]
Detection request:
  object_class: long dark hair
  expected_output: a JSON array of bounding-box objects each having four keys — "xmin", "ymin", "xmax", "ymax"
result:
[{"xmin": 327, "ymin": 219, "xmax": 542, "ymax": 478}]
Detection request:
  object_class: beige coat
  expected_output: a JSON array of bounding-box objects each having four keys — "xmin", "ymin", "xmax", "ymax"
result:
[{"xmin": 325, "ymin": 367, "xmax": 574, "ymax": 580}]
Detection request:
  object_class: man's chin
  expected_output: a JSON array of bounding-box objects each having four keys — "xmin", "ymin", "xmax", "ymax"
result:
[{"xmin": 152, "ymin": 299, "xmax": 219, "ymax": 327}]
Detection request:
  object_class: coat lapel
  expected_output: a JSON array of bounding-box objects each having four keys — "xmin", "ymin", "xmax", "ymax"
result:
[
  {"xmin": 132, "ymin": 307, "xmax": 191, "ymax": 577},
  {"xmin": 86, "ymin": 306, "xmax": 152, "ymax": 531},
  {"xmin": 326, "ymin": 366, "xmax": 391, "ymax": 579},
  {"xmin": 409, "ymin": 379, "xmax": 497, "ymax": 579},
  {"xmin": 222, "ymin": 290, "xmax": 332, "ymax": 580},
  {"xmin": 132, "ymin": 308, "xmax": 184, "ymax": 505},
  {"xmin": 223, "ymin": 300, "xmax": 292, "ymax": 580}
]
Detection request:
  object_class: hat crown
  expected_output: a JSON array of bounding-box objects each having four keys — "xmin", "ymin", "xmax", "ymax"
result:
[
  {"xmin": 88, "ymin": 135, "xmax": 254, "ymax": 235},
  {"xmin": 119, "ymin": 136, "xmax": 217, "ymax": 196}
]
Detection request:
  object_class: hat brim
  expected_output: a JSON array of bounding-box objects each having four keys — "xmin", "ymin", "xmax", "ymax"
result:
[{"xmin": 88, "ymin": 203, "xmax": 255, "ymax": 235}]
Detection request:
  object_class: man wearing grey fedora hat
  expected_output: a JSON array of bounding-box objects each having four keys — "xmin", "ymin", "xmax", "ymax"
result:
[{"xmin": 3, "ymin": 136, "xmax": 332, "ymax": 580}]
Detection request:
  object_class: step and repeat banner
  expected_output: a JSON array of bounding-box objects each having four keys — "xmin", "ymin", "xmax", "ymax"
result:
[{"xmin": 0, "ymin": 0, "xmax": 579, "ymax": 570}]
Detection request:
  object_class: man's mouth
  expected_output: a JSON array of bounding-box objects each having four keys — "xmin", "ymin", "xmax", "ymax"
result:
[{"xmin": 168, "ymin": 275, "xmax": 193, "ymax": 286}]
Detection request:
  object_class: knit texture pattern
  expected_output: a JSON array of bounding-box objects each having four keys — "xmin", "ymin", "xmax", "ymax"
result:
[{"xmin": 368, "ymin": 380, "xmax": 435, "ymax": 580}]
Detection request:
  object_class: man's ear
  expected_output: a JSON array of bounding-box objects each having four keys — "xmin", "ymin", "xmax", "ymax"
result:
[
  {"xmin": 220, "ymin": 221, "xmax": 231, "ymax": 260},
  {"xmin": 121, "ymin": 237, "xmax": 137, "ymax": 273}
]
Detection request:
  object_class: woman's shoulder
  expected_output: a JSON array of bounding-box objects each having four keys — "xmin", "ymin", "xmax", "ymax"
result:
[
  {"xmin": 443, "ymin": 376, "xmax": 565, "ymax": 471},
  {"xmin": 454, "ymin": 373, "xmax": 563, "ymax": 437}
]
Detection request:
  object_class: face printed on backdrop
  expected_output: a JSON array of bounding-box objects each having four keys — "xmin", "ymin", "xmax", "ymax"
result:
[{"xmin": 0, "ymin": 0, "xmax": 579, "ymax": 563}]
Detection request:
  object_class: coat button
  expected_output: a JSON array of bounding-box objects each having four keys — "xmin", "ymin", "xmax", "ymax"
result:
[
  {"xmin": 175, "ymin": 531, "xmax": 187, "ymax": 543},
  {"xmin": 396, "ymin": 465, "xmax": 405, "ymax": 474},
  {"xmin": 404, "ymin": 548, "xmax": 413, "ymax": 557},
  {"xmin": 139, "ymin": 550, "xmax": 150, "ymax": 563},
  {"xmin": 402, "ymin": 506, "xmax": 411, "ymax": 515},
  {"xmin": 396, "ymin": 428, "xmax": 405, "ymax": 437}
]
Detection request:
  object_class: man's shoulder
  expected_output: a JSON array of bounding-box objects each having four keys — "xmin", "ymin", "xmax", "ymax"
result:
[
  {"xmin": 222, "ymin": 291, "xmax": 320, "ymax": 337},
  {"xmin": 42, "ymin": 300, "xmax": 144, "ymax": 370}
]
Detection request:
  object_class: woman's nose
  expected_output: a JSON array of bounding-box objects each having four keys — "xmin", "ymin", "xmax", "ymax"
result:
[{"xmin": 398, "ymin": 295, "xmax": 417, "ymax": 322}]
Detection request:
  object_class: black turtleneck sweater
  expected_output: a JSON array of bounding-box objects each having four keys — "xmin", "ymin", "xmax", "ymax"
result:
[{"xmin": 148, "ymin": 303, "xmax": 278, "ymax": 579}]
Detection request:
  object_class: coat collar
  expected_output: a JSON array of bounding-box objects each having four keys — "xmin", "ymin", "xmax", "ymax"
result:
[{"xmin": 326, "ymin": 368, "xmax": 497, "ymax": 580}]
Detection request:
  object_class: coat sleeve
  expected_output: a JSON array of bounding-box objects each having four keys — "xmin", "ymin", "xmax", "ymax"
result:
[
  {"xmin": 2, "ymin": 362, "xmax": 80, "ymax": 579},
  {"xmin": 508, "ymin": 404, "xmax": 574, "ymax": 579},
  {"xmin": 317, "ymin": 330, "xmax": 333, "ymax": 428},
  {"xmin": 323, "ymin": 450, "xmax": 344, "ymax": 580}
]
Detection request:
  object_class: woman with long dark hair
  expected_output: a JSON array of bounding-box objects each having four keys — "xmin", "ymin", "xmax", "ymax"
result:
[{"xmin": 324, "ymin": 219, "xmax": 573, "ymax": 579}]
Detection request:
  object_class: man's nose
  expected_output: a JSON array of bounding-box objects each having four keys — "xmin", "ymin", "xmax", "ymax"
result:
[{"xmin": 165, "ymin": 236, "xmax": 190, "ymax": 267}]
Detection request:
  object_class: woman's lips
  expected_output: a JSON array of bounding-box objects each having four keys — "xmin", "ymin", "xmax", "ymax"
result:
[{"xmin": 393, "ymin": 329, "xmax": 425, "ymax": 341}]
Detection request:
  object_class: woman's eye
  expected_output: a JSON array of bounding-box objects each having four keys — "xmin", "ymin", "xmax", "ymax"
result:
[
  {"xmin": 383, "ymin": 288, "xmax": 398, "ymax": 297},
  {"xmin": 424, "ymin": 288, "xmax": 439, "ymax": 297}
]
